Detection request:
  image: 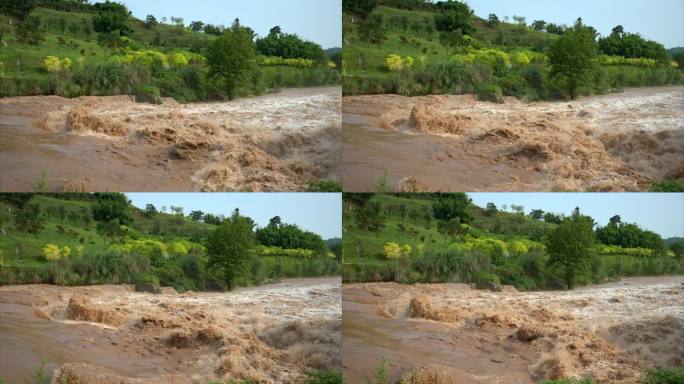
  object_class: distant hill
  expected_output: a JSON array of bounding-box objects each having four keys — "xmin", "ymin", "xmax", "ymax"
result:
[
  {"xmin": 666, "ymin": 237, "xmax": 684, "ymax": 245},
  {"xmin": 668, "ymin": 47, "xmax": 684, "ymax": 55}
]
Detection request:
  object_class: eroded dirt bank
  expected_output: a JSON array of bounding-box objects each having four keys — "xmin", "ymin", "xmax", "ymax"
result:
[
  {"xmin": 0, "ymin": 277, "xmax": 341, "ymax": 383},
  {"xmin": 0, "ymin": 87, "xmax": 341, "ymax": 192},
  {"xmin": 342, "ymin": 276, "xmax": 684, "ymax": 384},
  {"xmin": 343, "ymin": 87, "xmax": 684, "ymax": 192}
]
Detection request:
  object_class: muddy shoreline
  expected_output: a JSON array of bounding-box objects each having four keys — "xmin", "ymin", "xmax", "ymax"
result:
[
  {"xmin": 342, "ymin": 276, "xmax": 684, "ymax": 384},
  {"xmin": 342, "ymin": 86, "xmax": 684, "ymax": 192},
  {"xmin": 0, "ymin": 277, "xmax": 342, "ymax": 383},
  {"xmin": 0, "ymin": 86, "xmax": 341, "ymax": 192}
]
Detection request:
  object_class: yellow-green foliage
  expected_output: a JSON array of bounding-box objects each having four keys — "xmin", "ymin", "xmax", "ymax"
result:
[
  {"xmin": 509, "ymin": 240, "xmax": 528, "ymax": 255},
  {"xmin": 255, "ymin": 245, "xmax": 315, "ymax": 258},
  {"xmin": 112, "ymin": 239, "xmax": 168, "ymax": 259},
  {"xmin": 385, "ymin": 54, "xmax": 404, "ymax": 71},
  {"xmin": 596, "ymin": 244, "xmax": 655, "ymax": 257},
  {"xmin": 43, "ymin": 56, "xmax": 62, "ymax": 73},
  {"xmin": 169, "ymin": 242, "xmax": 188, "ymax": 257},
  {"xmin": 169, "ymin": 52, "xmax": 188, "ymax": 68},
  {"xmin": 670, "ymin": 61, "xmax": 679, "ymax": 68},
  {"xmin": 460, "ymin": 48, "xmax": 511, "ymax": 68},
  {"xmin": 510, "ymin": 52, "xmax": 530, "ymax": 67},
  {"xmin": 384, "ymin": 54, "xmax": 416, "ymax": 71},
  {"xmin": 42, "ymin": 243, "xmax": 62, "ymax": 261},
  {"xmin": 327, "ymin": 61, "xmax": 337, "ymax": 69},
  {"xmin": 61, "ymin": 57, "xmax": 72, "ymax": 70},
  {"xmin": 258, "ymin": 56, "xmax": 315, "ymax": 67},
  {"xmin": 61, "ymin": 246, "xmax": 71, "ymax": 258},
  {"xmin": 77, "ymin": 56, "xmax": 86, "ymax": 68},
  {"xmin": 384, "ymin": 242, "xmax": 411, "ymax": 259},
  {"xmin": 598, "ymin": 55, "xmax": 657, "ymax": 67}
]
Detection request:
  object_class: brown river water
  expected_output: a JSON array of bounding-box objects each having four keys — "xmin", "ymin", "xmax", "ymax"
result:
[
  {"xmin": 343, "ymin": 86, "xmax": 684, "ymax": 192},
  {"xmin": 342, "ymin": 276, "xmax": 684, "ymax": 384},
  {"xmin": 0, "ymin": 277, "xmax": 341, "ymax": 383},
  {"xmin": 0, "ymin": 87, "xmax": 341, "ymax": 192}
]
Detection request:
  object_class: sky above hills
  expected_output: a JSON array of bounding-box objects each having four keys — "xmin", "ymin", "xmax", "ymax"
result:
[
  {"xmin": 121, "ymin": 0, "xmax": 342, "ymax": 48},
  {"xmin": 467, "ymin": 0, "xmax": 684, "ymax": 48},
  {"xmin": 469, "ymin": 193, "xmax": 684, "ymax": 238},
  {"xmin": 126, "ymin": 193, "xmax": 342, "ymax": 239}
]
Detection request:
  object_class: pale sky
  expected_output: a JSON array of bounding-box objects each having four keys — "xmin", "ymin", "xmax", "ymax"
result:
[
  {"xmin": 126, "ymin": 193, "xmax": 342, "ymax": 239},
  {"xmin": 469, "ymin": 193, "xmax": 684, "ymax": 238},
  {"xmin": 122, "ymin": 0, "xmax": 342, "ymax": 48}
]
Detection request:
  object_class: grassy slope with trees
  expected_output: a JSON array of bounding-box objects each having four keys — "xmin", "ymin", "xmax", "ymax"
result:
[
  {"xmin": 0, "ymin": 193, "xmax": 341, "ymax": 291},
  {"xmin": 342, "ymin": 193, "xmax": 684, "ymax": 290},
  {"xmin": 0, "ymin": 0, "xmax": 341, "ymax": 101},
  {"xmin": 342, "ymin": 0, "xmax": 684, "ymax": 100}
]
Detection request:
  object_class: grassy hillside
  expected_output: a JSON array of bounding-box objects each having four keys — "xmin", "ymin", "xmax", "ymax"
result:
[
  {"xmin": 0, "ymin": 3, "xmax": 339, "ymax": 100},
  {"xmin": 342, "ymin": 193, "xmax": 684, "ymax": 290},
  {"xmin": 342, "ymin": 3, "xmax": 683, "ymax": 99},
  {"xmin": 0, "ymin": 193, "xmax": 340, "ymax": 290}
]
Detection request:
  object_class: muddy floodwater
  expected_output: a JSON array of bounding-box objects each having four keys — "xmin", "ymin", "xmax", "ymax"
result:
[
  {"xmin": 343, "ymin": 86, "xmax": 684, "ymax": 192},
  {"xmin": 0, "ymin": 87, "xmax": 341, "ymax": 192},
  {"xmin": 0, "ymin": 277, "xmax": 341, "ymax": 383},
  {"xmin": 342, "ymin": 276, "xmax": 684, "ymax": 384}
]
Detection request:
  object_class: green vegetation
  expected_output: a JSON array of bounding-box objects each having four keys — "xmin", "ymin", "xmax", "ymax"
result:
[
  {"xmin": 0, "ymin": 193, "xmax": 340, "ymax": 290},
  {"xmin": 0, "ymin": 1, "xmax": 339, "ymax": 100},
  {"xmin": 342, "ymin": 193, "xmax": 683, "ymax": 290},
  {"xmin": 342, "ymin": 0, "xmax": 683, "ymax": 100}
]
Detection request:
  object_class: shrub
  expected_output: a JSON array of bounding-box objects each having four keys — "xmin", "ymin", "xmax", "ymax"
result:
[
  {"xmin": 132, "ymin": 272, "xmax": 161, "ymax": 293},
  {"xmin": 42, "ymin": 243, "xmax": 62, "ymax": 261},
  {"xmin": 305, "ymin": 369, "xmax": 344, "ymax": 384},
  {"xmin": 43, "ymin": 56, "xmax": 62, "ymax": 73},
  {"xmin": 474, "ymin": 271, "xmax": 500, "ymax": 290},
  {"xmin": 476, "ymin": 83, "xmax": 503, "ymax": 103},
  {"xmin": 385, "ymin": 54, "xmax": 404, "ymax": 71}
]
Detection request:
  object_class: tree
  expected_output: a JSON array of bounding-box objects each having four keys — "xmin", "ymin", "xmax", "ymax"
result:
[
  {"xmin": 484, "ymin": 202, "xmax": 498, "ymax": 216},
  {"xmin": 343, "ymin": 0, "xmax": 377, "ymax": 18},
  {"xmin": 611, "ymin": 25, "xmax": 624, "ymax": 36},
  {"xmin": 189, "ymin": 210, "xmax": 204, "ymax": 222},
  {"xmin": 92, "ymin": 1, "xmax": 132, "ymax": 36},
  {"xmin": 0, "ymin": 0, "xmax": 35, "ymax": 20},
  {"xmin": 530, "ymin": 209, "xmax": 544, "ymax": 220},
  {"xmin": 255, "ymin": 27, "xmax": 327, "ymax": 62},
  {"xmin": 486, "ymin": 14, "xmax": 500, "ymax": 28},
  {"xmin": 16, "ymin": 15, "xmax": 45, "ymax": 45},
  {"xmin": 206, "ymin": 209, "xmax": 255, "ymax": 290},
  {"xmin": 189, "ymin": 20, "xmax": 204, "ymax": 32},
  {"xmin": 434, "ymin": 0, "xmax": 474, "ymax": 35},
  {"xmin": 144, "ymin": 204, "xmax": 157, "ymax": 217},
  {"xmin": 355, "ymin": 201, "xmax": 385, "ymax": 236},
  {"xmin": 673, "ymin": 51, "xmax": 684, "ymax": 70},
  {"xmin": 92, "ymin": 193, "xmax": 131, "ymax": 225},
  {"xmin": 439, "ymin": 30, "xmax": 465, "ymax": 54},
  {"xmin": 206, "ymin": 19, "xmax": 257, "ymax": 99},
  {"xmin": 512, "ymin": 15, "xmax": 526, "ymax": 25},
  {"xmin": 96, "ymin": 218, "xmax": 123, "ymax": 244},
  {"xmin": 548, "ymin": 25, "xmax": 597, "ymax": 99},
  {"xmin": 170, "ymin": 16, "xmax": 184, "ymax": 28},
  {"xmin": 358, "ymin": 13, "xmax": 386, "ymax": 46},
  {"xmin": 14, "ymin": 203, "xmax": 44, "ymax": 237},
  {"xmin": 144, "ymin": 14, "xmax": 158, "ymax": 29},
  {"xmin": 432, "ymin": 193, "xmax": 472, "ymax": 224},
  {"xmin": 546, "ymin": 209, "xmax": 595, "ymax": 289},
  {"xmin": 531, "ymin": 20, "xmax": 546, "ymax": 31}
]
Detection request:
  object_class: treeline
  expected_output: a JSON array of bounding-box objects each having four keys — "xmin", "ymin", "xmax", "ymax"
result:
[
  {"xmin": 343, "ymin": 0, "xmax": 683, "ymax": 99},
  {"xmin": 342, "ymin": 193, "xmax": 683, "ymax": 290},
  {"xmin": 0, "ymin": 0, "xmax": 339, "ymax": 100},
  {"xmin": 0, "ymin": 193, "xmax": 340, "ymax": 291}
]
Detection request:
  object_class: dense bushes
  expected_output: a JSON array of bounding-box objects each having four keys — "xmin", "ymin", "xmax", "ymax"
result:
[{"xmin": 343, "ymin": 59, "xmax": 683, "ymax": 99}]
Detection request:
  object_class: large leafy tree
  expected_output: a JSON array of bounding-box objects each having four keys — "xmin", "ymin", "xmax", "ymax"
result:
[
  {"xmin": 0, "ymin": 0, "xmax": 35, "ymax": 20},
  {"xmin": 92, "ymin": 193, "xmax": 131, "ymax": 225},
  {"xmin": 343, "ymin": 0, "xmax": 378, "ymax": 18},
  {"xmin": 206, "ymin": 19, "xmax": 257, "ymax": 99},
  {"xmin": 548, "ymin": 22, "xmax": 597, "ymax": 99},
  {"xmin": 432, "ymin": 193, "xmax": 472, "ymax": 224},
  {"xmin": 545, "ymin": 208, "xmax": 595, "ymax": 289},
  {"xmin": 434, "ymin": 0, "xmax": 474, "ymax": 36},
  {"xmin": 256, "ymin": 216, "xmax": 326, "ymax": 252},
  {"xmin": 92, "ymin": 1, "xmax": 132, "ymax": 36},
  {"xmin": 256, "ymin": 27, "xmax": 326, "ymax": 63},
  {"xmin": 206, "ymin": 209, "xmax": 255, "ymax": 290}
]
